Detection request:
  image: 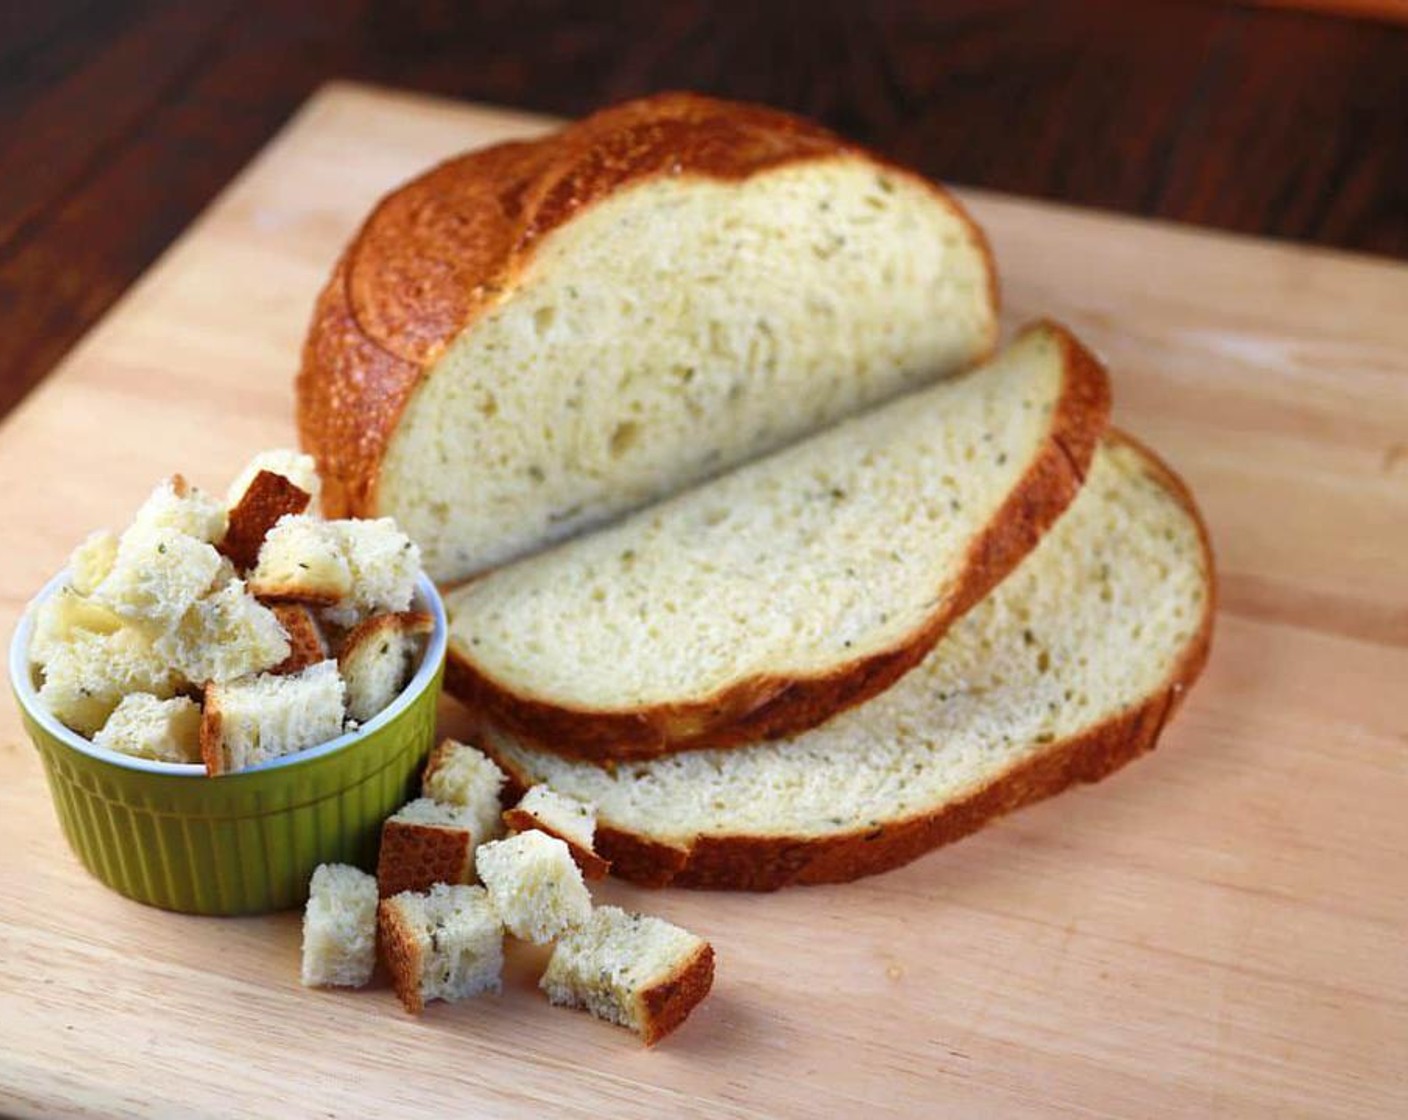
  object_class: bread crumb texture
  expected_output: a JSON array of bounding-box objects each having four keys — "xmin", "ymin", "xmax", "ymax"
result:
[
  {"xmin": 27, "ymin": 450, "xmax": 430, "ymax": 772},
  {"xmin": 485, "ymin": 439, "xmax": 1210, "ymax": 855},
  {"xmin": 301, "ymin": 863, "xmax": 378, "ymax": 988}
]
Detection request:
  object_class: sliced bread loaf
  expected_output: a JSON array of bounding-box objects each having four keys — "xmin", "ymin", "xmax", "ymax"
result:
[
  {"xmin": 298, "ymin": 92, "xmax": 997, "ymax": 583},
  {"xmin": 476, "ymin": 435, "xmax": 1214, "ymax": 890},
  {"xmin": 444, "ymin": 321, "xmax": 1109, "ymax": 762}
]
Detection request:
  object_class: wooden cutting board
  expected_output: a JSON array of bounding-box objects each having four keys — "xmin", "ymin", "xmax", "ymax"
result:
[{"xmin": 0, "ymin": 83, "xmax": 1404, "ymax": 1119}]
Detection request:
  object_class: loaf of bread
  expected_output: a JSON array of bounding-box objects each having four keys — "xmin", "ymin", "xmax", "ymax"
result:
[
  {"xmin": 540, "ymin": 906, "xmax": 714, "ymax": 1045},
  {"xmin": 477, "ymin": 436, "xmax": 1214, "ymax": 889},
  {"xmin": 298, "ymin": 92, "xmax": 998, "ymax": 583},
  {"xmin": 475, "ymin": 831, "xmax": 592, "ymax": 944},
  {"xmin": 444, "ymin": 321, "xmax": 1108, "ymax": 761}
]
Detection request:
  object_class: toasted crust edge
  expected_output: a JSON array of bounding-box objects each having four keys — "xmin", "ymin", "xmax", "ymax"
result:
[
  {"xmin": 376, "ymin": 819, "xmax": 474, "ymax": 898},
  {"xmin": 268, "ymin": 603, "xmax": 328, "ymax": 675},
  {"xmin": 444, "ymin": 318, "xmax": 1110, "ymax": 763},
  {"xmin": 296, "ymin": 91, "xmax": 998, "ymax": 523},
  {"xmin": 377, "ymin": 897, "xmax": 427, "ymax": 1014},
  {"xmin": 501, "ymin": 807, "xmax": 611, "ymax": 880},
  {"xmin": 480, "ymin": 431, "xmax": 1216, "ymax": 890},
  {"xmin": 637, "ymin": 941, "xmax": 715, "ymax": 1046},
  {"xmin": 197, "ymin": 684, "xmax": 227, "ymax": 777},
  {"xmin": 221, "ymin": 470, "xmax": 312, "ymax": 572}
]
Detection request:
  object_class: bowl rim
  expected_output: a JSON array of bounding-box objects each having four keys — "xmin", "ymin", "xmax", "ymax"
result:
[{"xmin": 11, "ymin": 568, "xmax": 447, "ymax": 778}]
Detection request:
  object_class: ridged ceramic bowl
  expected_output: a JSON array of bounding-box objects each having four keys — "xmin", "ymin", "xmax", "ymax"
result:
[{"xmin": 11, "ymin": 571, "xmax": 446, "ymax": 916}]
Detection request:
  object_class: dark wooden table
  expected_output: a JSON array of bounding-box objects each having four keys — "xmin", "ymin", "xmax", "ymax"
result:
[{"xmin": 4, "ymin": 0, "xmax": 1405, "ymax": 421}]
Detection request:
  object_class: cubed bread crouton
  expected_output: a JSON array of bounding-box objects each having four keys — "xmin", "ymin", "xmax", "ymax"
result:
[
  {"xmin": 247, "ymin": 516, "xmax": 352, "ymax": 605},
  {"xmin": 338, "ymin": 611, "xmax": 433, "ymax": 724},
  {"xmin": 475, "ymin": 831, "xmax": 592, "ymax": 944},
  {"xmin": 320, "ymin": 519, "xmax": 420, "ymax": 629},
  {"xmin": 422, "ymin": 739, "xmax": 506, "ymax": 847},
  {"xmin": 37, "ymin": 626, "xmax": 179, "ymax": 736},
  {"xmin": 221, "ymin": 470, "xmax": 312, "ymax": 572},
  {"xmin": 227, "ymin": 449, "xmax": 322, "ymax": 510},
  {"xmin": 69, "ymin": 530, "xmax": 118, "ymax": 595},
  {"xmin": 156, "ymin": 579, "xmax": 291, "ymax": 685},
  {"xmin": 92, "ymin": 692, "xmax": 201, "ymax": 763},
  {"xmin": 130, "ymin": 474, "xmax": 227, "ymax": 543},
  {"xmin": 376, "ymin": 798, "xmax": 478, "ymax": 897},
  {"xmin": 378, "ymin": 884, "xmax": 504, "ymax": 1014},
  {"xmin": 268, "ymin": 603, "xmax": 328, "ymax": 675},
  {"xmin": 503, "ymin": 785, "xmax": 610, "ymax": 880},
  {"xmin": 92, "ymin": 526, "xmax": 226, "ymax": 629},
  {"xmin": 540, "ymin": 906, "xmax": 715, "ymax": 1046},
  {"xmin": 28, "ymin": 586, "xmax": 124, "ymax": 665},
  {"xmin": 200, "ymin": 660, "xmax": 346, "ymax": 775},
  {"xmin": 301, "ymin": 863, "xmax": 379, "ymax": 988}
]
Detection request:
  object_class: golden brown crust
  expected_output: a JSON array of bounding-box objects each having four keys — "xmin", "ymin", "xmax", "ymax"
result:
[
  {"xmin": 482, "ymin": 432, "xmax": 1216, "ymax": 890},
  {"xmin": 338, "ymin": 611, "xmax": 434, "ymax": 666},
  {"xmin": 296, "ymin": 91, "xmax": 996, "ymax": 521},
  {"xmin": 444, "ymin": 319, "xmax": 1110, "ymax": 763},
  {"xmin": 501, "ymin": 806, "xmax": 611, "ymax": 880},
  {"xmin": 377, "ymin": 897, "xmax": 427, "ymax": 1014},
  {"xmin": 376, "ymin": 819, "xmax": 474, "ymax": 898},
  {"xmin": 197, "ymin": 683, "xmax": 226, "ymax": 776},
  {"xmin": 221, "ymin": 470, "xmax": 312, "ymax": 572},
  {"xmin": 637, "ymin": 941, "xmax": 715, "ymax": 1046},
  {"xmin": 267, "ymin": 603, "xmax": 327, "ymax": 675}
]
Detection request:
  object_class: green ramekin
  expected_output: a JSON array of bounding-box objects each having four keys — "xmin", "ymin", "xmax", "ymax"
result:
[{"xmin": 11, "ymin": 571, "xmax": 447, "ymax": 916}]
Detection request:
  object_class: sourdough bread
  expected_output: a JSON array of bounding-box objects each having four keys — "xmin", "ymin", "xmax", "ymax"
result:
[
  {"xmin": 478, "ymin": 435, "xmax": 1214, "ymax": 890},
  {"xmin": 444, "ymin": 321, "xmax": 1109, "ymax": 761},
  {"xmin": 298, "ymin": 92, "xmax": 998, "ymax": 583}
]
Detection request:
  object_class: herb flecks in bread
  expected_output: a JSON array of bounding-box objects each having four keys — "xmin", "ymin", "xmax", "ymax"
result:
[
  {"xmin": 378, "ymin": 884, "xmax": 504, "ymax": 1014},
  {"xmin": 475, "ymin": 831, "xmax": 592, "ymax": 944},
  {"xmin": 503, "ymin": 785, "xmax": 610, "ymax": 880},
  {"xmin": 540, "ymin": 906, "xmax": 715, "ymax": 1046},
  {"xmin": 445, "ymin": 321, "xmax": 1109, "ymax": 761},
  {"xmin": 481, "ymin": 436, "xmax": 1214, "ymax": 889},
  {"xmin": 301, "ymin": 863, "xmax": 378, "ymax": 989},
  {"xmin": 422, "ymin": 740, "xmax": 507, "ymax": 848},
  {"xmin": 298, "ymin": 92, "xmax": 998, "ymax": 583}
]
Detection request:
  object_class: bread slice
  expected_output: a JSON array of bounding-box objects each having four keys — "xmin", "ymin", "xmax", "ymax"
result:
[
  {"xmin": 376, "ymin": 798, "xmax": 476, "ymax": 897},
  {"xmin": 92, "ymin": 693, "xmax": 202, "ymax": 763},
  {"xmin": 378, "ymin": 884, "xmax": 504, "ymax": 1014},
  {"xmin": 338, "ymin": 611, "xmax": 433, "ymax": 724},
  {"xmin": 504, "ymin": 786, "xmax": 610, "ymax": 880},
  {"xmin": 200, "ymin": 660, "xmax": 347, "ymax": 775},
  {"xmin": 478, "ymin": 435, "xmax": 1214, "ymax": 889},
  {"xmin": 445, "ymin": 321, "xmax": 1109, "ymax": 762},
  {"xmin": 221, "ymin": 469, "xmax": 312, "ymax": 572},
  {"xmin": 540, "ymin": 906, "xmax": 714, "ymax": 1046},
  {"xmin": 298, "ymin": 92, "xmax": 998, "ymax": 583},
  {"xmin": 474, "ymin": 831, "xmax": 592, "ymax": 944},
  {"xmin": 421, "ymin": 740, "xmax": 507, "ymax": 847},
  {"xmin": 301, "ymin": 863, "xmax": 379, "ymax": 988}
]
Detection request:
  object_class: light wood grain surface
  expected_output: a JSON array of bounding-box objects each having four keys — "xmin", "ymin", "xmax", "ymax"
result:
[{"xmin": 0, "ymin": 83, "xmax": 1404, "ymax": 1119}]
